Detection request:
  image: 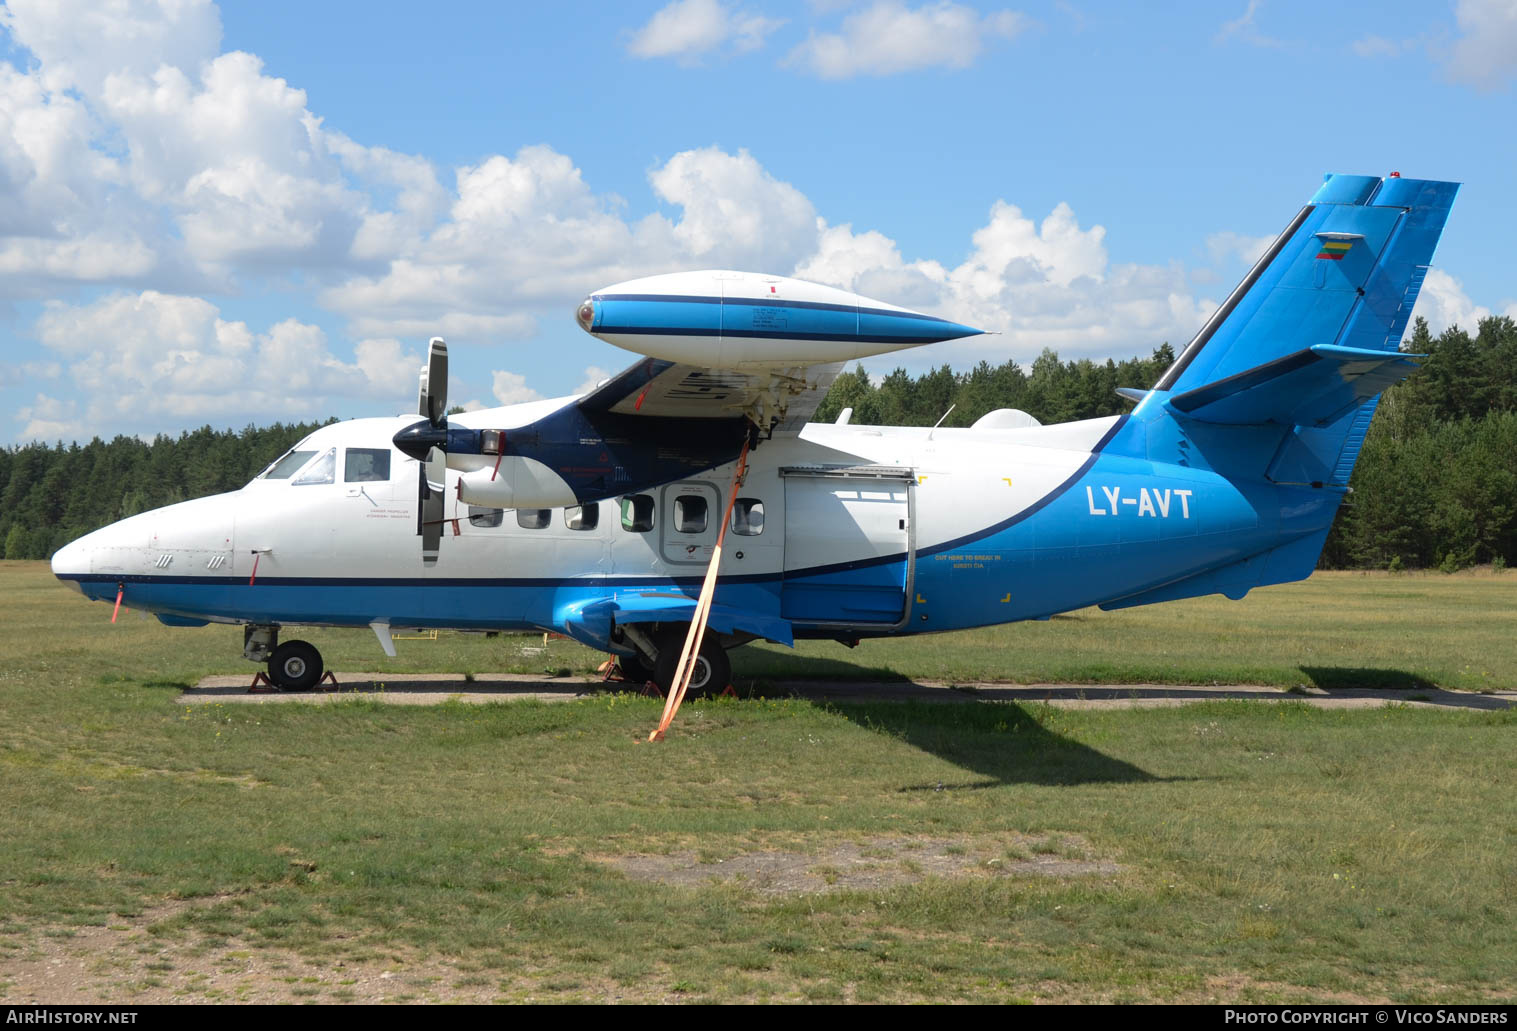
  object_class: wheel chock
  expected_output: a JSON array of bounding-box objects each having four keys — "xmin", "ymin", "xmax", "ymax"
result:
[{"xmin": 247, "ymin": 671, "xmax": 340, "ymax": 694}]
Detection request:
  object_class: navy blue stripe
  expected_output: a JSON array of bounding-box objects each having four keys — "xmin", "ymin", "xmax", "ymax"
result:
[
  {"xmin": 58, "ymin": 417, "xmax": 1128, "ymax": 595},
  {"xmin": 56, "ymin": 571, "xmax": 776, "ymax": 590},
  {"xmin": 594, "ymin": 293, "xmax": 957, "ymax": 325},
  {"xmin": 598, "ymin": 326, "xmax": 968, "ymax": 344},
  {"xmin": 753, "ymin": 415, "xmax": 1134, "ymax": 581}
]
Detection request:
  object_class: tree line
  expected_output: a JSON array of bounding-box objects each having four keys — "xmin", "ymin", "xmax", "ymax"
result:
[
  {"xmin": 2, "ymin": 420, "xmax": 333, "ymax": 561},
  {"xmin": 4, "ymin": 315, "xmax": 1515, "ymax": 570}
]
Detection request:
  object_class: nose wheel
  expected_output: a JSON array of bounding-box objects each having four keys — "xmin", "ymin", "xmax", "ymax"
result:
[{"xmin": 267, "ymin": 640, "xmax": 324, "ymax": 692}]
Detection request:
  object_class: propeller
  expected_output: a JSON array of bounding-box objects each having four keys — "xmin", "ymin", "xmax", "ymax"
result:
[{"xmin": 394, "ymin": 338, "xmax": 449, "ymax": 564}]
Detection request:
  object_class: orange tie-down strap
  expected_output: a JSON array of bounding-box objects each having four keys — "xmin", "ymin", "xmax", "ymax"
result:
[{"xmin": 649, "ymin": 436, "xmax": 751, "ymax": 742}]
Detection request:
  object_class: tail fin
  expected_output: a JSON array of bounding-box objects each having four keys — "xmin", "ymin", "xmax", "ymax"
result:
[{"xmin": 1128, "ymin": 173, "xmax": 1458, "ymax": 486}]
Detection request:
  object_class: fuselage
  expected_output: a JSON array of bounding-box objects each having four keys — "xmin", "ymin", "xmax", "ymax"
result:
[{"xmin": 50, "ymin": 401, "xmax": 1337, "ymax": 654}]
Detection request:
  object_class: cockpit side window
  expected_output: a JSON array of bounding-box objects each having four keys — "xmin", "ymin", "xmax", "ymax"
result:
[
  {"xmin": 345, "ymin": 448, "xmax": 391, "ymax": 482},
  {"xmin": 263, "ymin": 449, "xmax": 316, "ymax": 480},
  {"xmin": 292, "ymin": 448, "xmax": 336, "ymax": 486}
]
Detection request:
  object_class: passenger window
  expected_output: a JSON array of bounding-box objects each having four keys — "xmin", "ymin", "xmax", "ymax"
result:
[
  {"xmin": 345, "ymin": 448, "xmax": 391, "ymax": 482},
  {"xmin": 292, "ymin": 448, "xmax": 336, "ymax": 485},
  {"xmin": 469, "ymin": 505, "xmax": 503, "ymax": 528},
  {"xmin": 674, "ymin": 495, "xmax": 708, "ymax": 534},
  {"xmin": 264, "ymin": 449, "xmax": 316, "ymax": 479},
  {"xmin": 517, "ymin": 509, "xmax": 550, "ymax": 529},
  {"xmin": 565, "ymin": 504, "xmax": 599, "ymax": 531},
  {"xmin": 731, "ymin": 498, "xmax": 764, "ymax": 536},
  {"xmin": 620, "ymin": 494, "xmax": 654, "ymax": 532}
]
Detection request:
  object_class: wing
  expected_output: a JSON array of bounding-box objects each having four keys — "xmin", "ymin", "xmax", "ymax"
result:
[{"xmin": 577, "ymin": 357, "xmax": 845, "ymax": 433}]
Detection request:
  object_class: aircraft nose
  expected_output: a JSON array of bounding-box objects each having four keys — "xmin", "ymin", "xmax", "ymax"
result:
[
  {"xmin": 51, "ymin": 535, "xmax": 90, "ymax": 587},
  {"xmin": 574, "ymin": 297, "xmax": 598, "ymax": 335}
]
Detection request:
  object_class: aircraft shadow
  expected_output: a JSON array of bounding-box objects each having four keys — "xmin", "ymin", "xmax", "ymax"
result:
[
  {"xmin": 1299, "ymin": 667, "xmax": 1515, "ymax": 710},
  {"xmin": 820, "ymin": 699, "xmax": 1162, "ymax": 789}
]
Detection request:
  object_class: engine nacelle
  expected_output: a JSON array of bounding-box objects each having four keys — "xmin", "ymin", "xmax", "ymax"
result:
[
  {"xmin": 457, "ymin": 459, "xmax": 577, "ymax": 510},
  {"xmin": 576, "ymin": 270, "xmax": 982, "ymax": 370}
]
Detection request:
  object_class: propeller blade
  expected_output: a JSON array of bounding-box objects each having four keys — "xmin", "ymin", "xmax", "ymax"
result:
[
  {"xmin": 424, "ymin": 337, "xmax": 448, "ymax": 426},
  {"xmin": 419, "ymin": 461, "xmax": 443, "ymax": 564},
  {"xmin": 406, "ymin": 336, "xmax": 450, "ymax": 565}
]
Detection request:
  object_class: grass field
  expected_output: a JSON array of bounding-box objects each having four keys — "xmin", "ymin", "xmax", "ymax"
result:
[{"xmin": 2, "ymin": 560, "xmax": 1515, "ymax": 1003}]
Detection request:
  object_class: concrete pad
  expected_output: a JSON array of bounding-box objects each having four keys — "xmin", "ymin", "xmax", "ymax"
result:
[
  {"xmin": 178, "ymin": 674, "xmax": 1517, "ymax": 710},
  {"xmin": 182, "ymin": 672, "xmax": 598, "ymax": 705}
]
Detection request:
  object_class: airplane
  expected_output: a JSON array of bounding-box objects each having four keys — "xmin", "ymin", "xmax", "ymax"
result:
[{"xmin": 51, "ymin": 172, "xmax": 1458, "ymax": 700}]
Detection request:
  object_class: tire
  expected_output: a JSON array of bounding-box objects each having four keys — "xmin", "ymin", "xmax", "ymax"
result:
[
  {"xmin": 617, "ymin": 652, "xmax": 655, "ymax": 684},
  {"xmin": 652, "ymin": 630, "xmax": 731, "ymax": 699},
  {"xmin": 268, "ymin": 640, "xmax": 323, "ymax": 692}
]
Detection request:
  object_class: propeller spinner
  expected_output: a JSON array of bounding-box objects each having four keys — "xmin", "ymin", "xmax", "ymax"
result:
[{"xmin": 393, "ymin": 338, "xmax": 450, "ymax": 565}]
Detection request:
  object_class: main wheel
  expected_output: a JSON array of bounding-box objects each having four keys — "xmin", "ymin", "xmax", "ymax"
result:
[
  {"xmin": 617, "ymin": 652, "xmax": 655, "ymax": 684},
  {"xmin": 652, "ymin": 630, "xmax": 731, "ymax": 699},
  {"xmin": 267, "ymin": 640, "xmax": 323, "ymax": 692}
]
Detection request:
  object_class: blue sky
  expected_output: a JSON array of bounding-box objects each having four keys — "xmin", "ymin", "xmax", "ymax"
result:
[{"xmin": 1, "ymin": 0, "xmax": 1513, "ymax": 444}]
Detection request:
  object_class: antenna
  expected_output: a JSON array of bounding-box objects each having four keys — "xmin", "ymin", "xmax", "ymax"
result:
[{"xmin": 927, "ymin": 403, "xmax": 956, "ymax": 441}]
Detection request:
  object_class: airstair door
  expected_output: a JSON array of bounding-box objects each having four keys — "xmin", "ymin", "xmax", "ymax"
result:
[{"xmin": 780, "ymin": 466, "xmax": 914, "ymax": 627}]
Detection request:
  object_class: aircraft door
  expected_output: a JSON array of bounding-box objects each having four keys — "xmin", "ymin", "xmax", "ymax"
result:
[
  {"xmin": 659, "ymin": 480, "xmax": 722, "ymax": 566},
  {"xmin": 779, "ymin": 466, "xmax": 914, "ymax": 627}
]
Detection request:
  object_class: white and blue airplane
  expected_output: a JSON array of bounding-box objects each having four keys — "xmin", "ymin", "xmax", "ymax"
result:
[{"xmin": 52, "ymin": 173, "xmax": 1458, "ymax": 694}]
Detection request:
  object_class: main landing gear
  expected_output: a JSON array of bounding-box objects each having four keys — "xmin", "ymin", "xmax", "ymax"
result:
[
  {"xmin": 243, "ymin": 625, "xmax": 326, "ymax": 692},
  {"xmin": 613, "ymin": 624, "xmax": 732, "ymax": 698}
]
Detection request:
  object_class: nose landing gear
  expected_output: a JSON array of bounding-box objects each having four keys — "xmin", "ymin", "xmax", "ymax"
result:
[
  {"xmin": 267, "ymin": 640, "xmax": 324, "ymax": 692},
  {"xmin": 243, "ymin": 625, "xmax": 328, "ymax": 692}
]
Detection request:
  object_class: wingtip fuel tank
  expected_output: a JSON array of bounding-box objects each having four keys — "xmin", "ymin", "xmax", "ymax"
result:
[{"xmin": 576, "ymin": 270, "xmax": 982, "ymax": 370}]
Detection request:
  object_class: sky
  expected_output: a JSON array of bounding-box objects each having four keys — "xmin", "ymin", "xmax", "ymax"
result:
[{"xmin": 1, "ymin": 0, "xmax": 1514, "ymax": 445}]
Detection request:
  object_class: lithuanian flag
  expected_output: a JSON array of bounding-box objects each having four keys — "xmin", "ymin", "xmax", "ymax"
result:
[{"xmin": 1316, "ymin": 239, "xmax": 1354, "ymax": 260}]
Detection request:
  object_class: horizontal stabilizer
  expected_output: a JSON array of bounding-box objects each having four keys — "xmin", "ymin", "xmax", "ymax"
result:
[{"xmin": 1167, "ymin": 343, "xmax": 1421, "ymax": 427}]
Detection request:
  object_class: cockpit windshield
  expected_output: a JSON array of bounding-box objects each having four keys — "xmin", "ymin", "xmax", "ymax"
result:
[
  {"xmin": 292, "ymin": 448, "xmax": 336, "ymax": 486},
  {"xmin": 262, "ymin": 449, "xmax": 317, "ymax": 480}
]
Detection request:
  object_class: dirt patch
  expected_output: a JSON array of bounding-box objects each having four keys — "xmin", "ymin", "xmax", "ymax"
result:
[
  {"xmin": 596, "ymin": 833, "xmax": 1120, "ymax": 896},
  {"xmin": 0, "ymin": 900, "xmax": 660, "ymax": 1005}
]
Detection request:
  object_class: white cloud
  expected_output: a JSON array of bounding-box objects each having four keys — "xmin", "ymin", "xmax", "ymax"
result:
[
  {"xmin": 1351, "ymin": 34, "xmax": 1404, "ymax": 59},
  {"xmin": 0, "ymin": 0, "xmax": 453, "ymax": 293},
  {"xmin": 1214, "ymin": 0, "xmax": 1284, "ymax": 48},
  {"xmin": 0, "ymin": 0, "xmax": 222, "ymax": 96},
  {"xmin": 1445, "ymin": 0, "xmax": 1517, "ymax": 90},
  {"xmin": 576, "ymin": 366, "xmax": 615, "ymax": 394},
  {"xmin": 648, "ymin": 146, "xmax": 817, "ymax": 268},
  {"xmin": 787, "ymin": 1, "xmax": 1025, "ymax": 78},
  {"xmin": 17, "ymin": 392, "xmax": 80, "ymax": 441},
  {"xmin": 22, "ymin": 291, "xmax": 420, "ymax": 440},
  {"xmin": 1410, "ymin": 268, "xmax": 1494, "ymax": 337},
  {"xmin": 490, "ymin": 370, "xmax": 542, "ymax": 405},
  {"xmin": 1205, "ymin": 231, "xmax": 1273, "ymax": 266},
  {"xmin": 796, "ymin": 200, "xmax": 1209, "ymax": 362},
  {"xmin": 627, "ymin": 0, "xmax": 784, "ymax": 61},
  {"xmin": 321, "ymin": 145, "xmax": 818, "ymax": 341}
]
